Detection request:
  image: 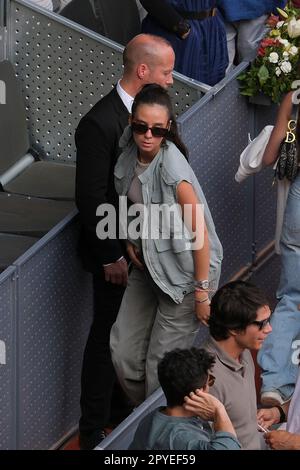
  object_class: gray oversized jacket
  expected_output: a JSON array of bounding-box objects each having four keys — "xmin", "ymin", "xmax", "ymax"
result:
[{"xmin": 114, "ymin": 127, "xmax": 223, "ymax": 303}]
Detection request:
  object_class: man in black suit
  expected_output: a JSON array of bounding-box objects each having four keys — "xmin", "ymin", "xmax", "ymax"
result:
[{"xmin": 75, "ymin": 33, "xmax": 175, "ymax": 450}]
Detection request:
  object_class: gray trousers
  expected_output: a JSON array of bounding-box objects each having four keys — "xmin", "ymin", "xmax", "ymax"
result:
[
  {"xmin": 110, "ymin": 267, "xmax": 201, "ymax": 405},
  {"xmin": 226, "ymin": 15, "xmax": 268, "ymax": 70}
]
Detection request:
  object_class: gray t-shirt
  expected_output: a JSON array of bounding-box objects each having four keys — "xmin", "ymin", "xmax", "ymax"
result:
[
  {"xmin": 205, "ymin": 337, "xmax": 261, "ymax": 449},
  {"xmin": 129, "ymin": 407, "xmax": 241, "ymax": 450}
]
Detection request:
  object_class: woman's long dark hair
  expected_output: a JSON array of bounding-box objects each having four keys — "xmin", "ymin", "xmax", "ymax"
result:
[{"xmin": 131, "ymin": 84, "xmax": 188, "ymax": 159}]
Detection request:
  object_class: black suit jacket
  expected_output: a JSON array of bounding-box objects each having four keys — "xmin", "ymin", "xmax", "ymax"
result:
[
  {"xmin": 61, "ymin": 0, "xmax": 140, "ymax": 46},
  {"xmin": 75, "ymin": 87, "xmax": 129, "ymax": 273}
]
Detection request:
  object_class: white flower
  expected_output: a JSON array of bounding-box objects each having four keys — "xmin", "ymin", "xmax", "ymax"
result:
[
  {"xmin": 280, "ymin": 61, "xmax": 292, "ymax": 74},
  {"xmin": 279, "ymin": 38, "xmax": 290, "ymax": 47},
  {"xmin": 287, "ymin": 17, "xmax": 300, "ymax": 38},
  {"xmin": 275, "ymin": 67, "xmax": 282, "ymax": 76},
  {"xmin": 283, "ymin": 51, "xmax": 289, "ymax": 59},
  {"xmin": 276, "ymin": 21, "xmax": 285, "ymax": 29},
  {"xmin": 289, "ymin": 45, "xmax": 298, "ymax": 56},
  {"xmin": 269, "ymin": 52, "xmax": 279, "ymax": 63}
]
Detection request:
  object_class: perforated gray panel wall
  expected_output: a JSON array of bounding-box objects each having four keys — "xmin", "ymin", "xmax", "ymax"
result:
[
  {"xmin": 253, "ymin": 104, "xmax": 279, "ymax": 256},
  {"xmin": 254, "ymin": 171, "xmax": 277, "ymax": 256},
  {"xmin": 0, "ymin": 267, "xmax": 16, "ymax": 450},
  {"xmin": 7, "ymin": 0, "xmax": 201, "ymax": 163},
  {"xmin": 254, "ymin": 102, "xmax": 278, "ymax": 135},
  {"xmin": 97, "ymin": 388, "xmax": 166, "ymax": 451},
  {"xmin": 247, "ymin": 253, "xmax": 281, "ymax": 310},
  {"xmin": 0, "ymin": 1, "xmax": 5, "ymax": 61},
  {"xmin": 16, "ymin": 221, "xmax": 93, "ymax": 449},
  {"xmin": 179, "ymin": 79, "xmax": 253, "ymax": 283}
]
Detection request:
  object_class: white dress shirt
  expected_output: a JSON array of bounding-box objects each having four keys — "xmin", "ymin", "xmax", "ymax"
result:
[{"xmin": 116, "ymin": 80, "xmax": 134, "ymax": 113}]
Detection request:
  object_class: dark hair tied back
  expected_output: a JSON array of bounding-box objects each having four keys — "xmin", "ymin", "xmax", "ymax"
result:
[{"xmin": 132, "ymin": 84, "xmax": 188, "ymax": 159}]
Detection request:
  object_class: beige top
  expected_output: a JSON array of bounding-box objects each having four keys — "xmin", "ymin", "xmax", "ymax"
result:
[
  {"xmin": 127, "ymin": 159, "xmax": 150, "ymax": 204},
  {"xmin": 205, "ymin": 336, "xmax": 261, "ymax": 450}
]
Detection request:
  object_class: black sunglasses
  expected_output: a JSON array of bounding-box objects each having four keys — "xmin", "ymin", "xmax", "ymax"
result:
[
  {"xmin": 131, "ymin": 121, "xmax": 170, "ymax": 138},
  {"xmin": 251, "ymin": 315, "xmax": 271, "ymax": 331}
]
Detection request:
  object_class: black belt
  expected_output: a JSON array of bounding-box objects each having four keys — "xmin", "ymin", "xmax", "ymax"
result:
[{"xmin": 177, "ymin": 7, "xmax": 217, "ymax": 20}]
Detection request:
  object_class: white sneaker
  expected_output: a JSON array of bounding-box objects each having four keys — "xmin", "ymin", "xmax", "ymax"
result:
[{"xmin": 260, "ymin": 391, "xmax": 285, "ymax": 406}]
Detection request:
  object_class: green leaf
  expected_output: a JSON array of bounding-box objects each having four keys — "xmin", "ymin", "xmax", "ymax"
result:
[
  {"xmin": 257, "ymin": 65, "xmax": 269, "ymax": 86},
  {"xmin": 277, "ymin": 7, "xmax": 289, "ymax": 18}
]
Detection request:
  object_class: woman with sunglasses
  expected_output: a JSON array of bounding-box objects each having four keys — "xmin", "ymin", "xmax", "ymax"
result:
[{"xmin": 110, "ymin": 84, "xmax": 223, "ymax": 405}]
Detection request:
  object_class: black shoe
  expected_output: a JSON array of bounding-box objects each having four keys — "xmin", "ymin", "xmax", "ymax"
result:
[{"xmin": 79, "ymin": 429, "xmax": 107, "ymax": 450}]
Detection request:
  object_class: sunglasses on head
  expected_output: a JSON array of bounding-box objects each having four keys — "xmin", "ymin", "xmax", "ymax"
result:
[
  {"xmin": 131, "ymin": 121, "xmax": 170, "ymax": 138},
  {"xmin": 250, "ymin": 315, "xmax": 271, "ymax": 331}
]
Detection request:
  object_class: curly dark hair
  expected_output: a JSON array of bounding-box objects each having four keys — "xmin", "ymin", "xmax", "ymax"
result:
[{"xmin": 158, "ymin": 347, "xmax": 215, "ymax": 407}]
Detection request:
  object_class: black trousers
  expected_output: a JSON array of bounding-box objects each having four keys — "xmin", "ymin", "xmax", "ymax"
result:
[{"xmin": 79, "ymin": 274, "xmax": 132, "ymax": 447}]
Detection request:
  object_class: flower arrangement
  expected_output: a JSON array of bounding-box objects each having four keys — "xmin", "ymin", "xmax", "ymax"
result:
[{"xmin": 238, "ymin": 1, "xmax": 300, "ymax": 103}]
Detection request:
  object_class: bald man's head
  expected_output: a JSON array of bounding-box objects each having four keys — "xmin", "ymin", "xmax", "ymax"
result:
[{"xmin": 122, "ymin": 34, "xmax": 175, "ymax": 89}]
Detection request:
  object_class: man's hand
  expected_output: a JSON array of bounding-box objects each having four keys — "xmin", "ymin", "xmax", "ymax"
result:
[
  {"xmin": 257, "ymin": 407, "xmax": 280, "ymax": 428},
  {"xmin": 184, "ymin": 389, "xmax": 237, "ymax": 437},
  {"xmin": 265, "ymin": 430, "xmax": 300, "ymax": 450},
  {"xmin": 127, "ymin": 242, "xmax": 144, "ymax": 270},
  {"xmin": 103, "ymin": 257, "xmax": 128, "ymax": 286},
  {"xmin": 184, "ymin": 389, "xmax": 224, "ymax": 421}
]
